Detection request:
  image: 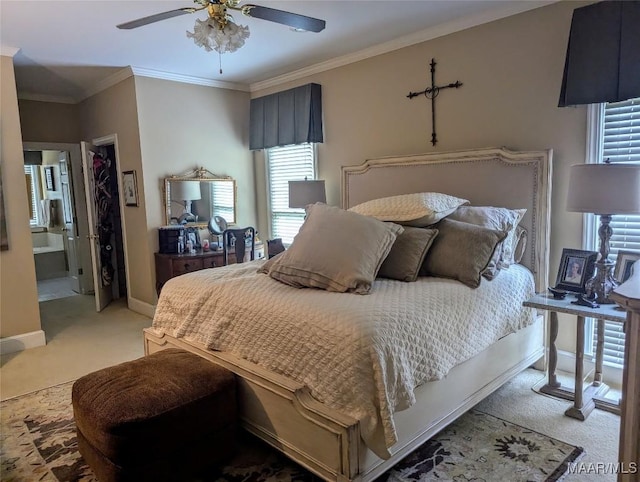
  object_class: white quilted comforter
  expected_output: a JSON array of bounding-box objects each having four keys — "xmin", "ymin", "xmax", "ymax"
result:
[{"xmin": 152, "ymin": 261, "xmax": 535, "ymax": 458}]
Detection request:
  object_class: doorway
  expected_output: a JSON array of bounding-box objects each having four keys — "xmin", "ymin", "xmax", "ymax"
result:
[{"xmin": 23, "ymin": 140, "xmax": 128, "ymax": 311}]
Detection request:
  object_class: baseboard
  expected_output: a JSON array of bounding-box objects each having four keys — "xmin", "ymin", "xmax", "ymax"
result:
[
  {"xmin": 0, "ymin": 330, "xmax": 46, "ymax": 355},
  {"xmin": 127, "ymin": 297, "xmax": 155, "ymax": 318},
  {"xmin": 557, "ymin": 349, "xmax": 622, "ymax": 391}
]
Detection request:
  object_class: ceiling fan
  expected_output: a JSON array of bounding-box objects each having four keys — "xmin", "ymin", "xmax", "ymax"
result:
[{"xmin": 116, "ymin": 0, "xmax": 326, "ymax": 33}]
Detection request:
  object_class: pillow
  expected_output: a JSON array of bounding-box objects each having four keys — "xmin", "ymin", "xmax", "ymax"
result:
[
  {"xmin": 378, "ymin": 227, "xmax": 439, "ymax": 282},
  {"xmin": 348, "ymin": 192, "xmax": 469, "ymax": 227},
  {"xmin": 512, "ymin": 225, "xmax": 528, "ymax": 265},
  {"xmin": 421, "ymin": 218, "xmax": 507, "ymax": 288},
  {"xmin": 447, "ymin": 206, "xmax": 526, "ymax": 270},
  {"xmin": 267, "ymin": 203, "xmax": 403, "ymax": 294}
]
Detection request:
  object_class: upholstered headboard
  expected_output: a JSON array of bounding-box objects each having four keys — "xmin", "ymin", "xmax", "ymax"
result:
[{"xmin": 341, "ymin": 147, "xmax": 552, "ymax": 292}]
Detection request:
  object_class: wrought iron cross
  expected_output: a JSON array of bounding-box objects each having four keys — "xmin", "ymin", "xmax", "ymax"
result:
[{"xmin": 407, "ymin": 58, "xmax": 463, "ymax": 146}]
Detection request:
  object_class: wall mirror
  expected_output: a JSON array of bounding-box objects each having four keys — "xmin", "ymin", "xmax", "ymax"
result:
[{"xmin": 164, "ymin": 167, "xmax": 236, "ymax": 227}]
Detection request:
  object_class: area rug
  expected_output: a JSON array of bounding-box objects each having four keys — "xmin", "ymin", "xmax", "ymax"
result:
[{"xmin": 1, "ymin": 382, "xmax": 584, "ymax": 482}]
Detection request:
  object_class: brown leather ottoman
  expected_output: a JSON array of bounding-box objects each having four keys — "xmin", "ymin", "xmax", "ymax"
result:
[{"xmin": 72, "ymin": 348, "xmax": 237, "ymax": 482}]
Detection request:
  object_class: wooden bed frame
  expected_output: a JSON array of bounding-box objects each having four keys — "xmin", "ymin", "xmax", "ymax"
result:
[{"xmin": 145, "ymin": 146, "xmax": 552, "ymax": 482}]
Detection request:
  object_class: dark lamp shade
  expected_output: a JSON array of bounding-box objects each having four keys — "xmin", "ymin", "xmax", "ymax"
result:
[
  {"xmin": 566, "ymin": 164, "xmax": 640, "ymax": 215},
  {"xmin": 558, "ymin": 1, "xmax": 640, "ymax": 107},
  {"xmin": 288, "ymin": 180, "xmax": 326, "ymax": 208}
]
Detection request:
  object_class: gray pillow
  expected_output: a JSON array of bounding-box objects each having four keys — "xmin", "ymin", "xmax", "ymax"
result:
[
  {"xmin": 378, "ymin": 227, "xmax": 439, "ymax": 282},
  {"xmin": 447, "ymin": 205, "xmax": 526, "ymax": 278},
  {"xmin": 421, "ymin": 218, "xmax": 507, "ymax": 288},
  {"xmin": 267, "ymin": 203, "xmax": 403, "ymax": 294}
]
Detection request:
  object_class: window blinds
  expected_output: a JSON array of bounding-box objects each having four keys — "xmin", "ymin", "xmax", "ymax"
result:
[
  {"xmin": 594, "ymin": 97, "xmax": 640, "ymax": 367},
  {"xmin": 24, "ymin": 165, "xmax": 39, "ymax": 226},
  {"xmin": 266, "ymin": 143, "xmax": 315, "ymax": 244}
]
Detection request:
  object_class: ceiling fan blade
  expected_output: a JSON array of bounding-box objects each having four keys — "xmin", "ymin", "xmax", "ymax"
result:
[
  {"xmin": 241, "ymin": 5, "xmax": 326, "ymax": 33},
  {"xmin": 117, "ymin": 8, "xmax": 196, "ymax": 30}
]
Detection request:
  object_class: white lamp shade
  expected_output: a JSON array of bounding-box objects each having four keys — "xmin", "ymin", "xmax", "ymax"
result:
[
  {"xmin": 288, "ymin": 180, "xmax": 326, "ymax": 208},
  {"xmin": 171, "ymin": 180, "xmax": 202, "ymax": 202},
  {"xmin": 566, "ymin": 163, "xmax": 640, "ymax": 215}
]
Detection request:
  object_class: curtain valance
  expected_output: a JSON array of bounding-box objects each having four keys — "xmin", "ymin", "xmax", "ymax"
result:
[{"xmin": 249, "ymin": 83, "xmax": 323, "ymax": 150}]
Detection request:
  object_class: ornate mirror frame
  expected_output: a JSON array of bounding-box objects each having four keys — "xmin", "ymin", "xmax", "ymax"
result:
[{"xmin": 163, "ymin": 167, "xmax": 237, "ymax": 228}]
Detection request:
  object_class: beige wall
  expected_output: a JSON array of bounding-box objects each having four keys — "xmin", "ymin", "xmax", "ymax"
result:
[
  {"xmin": 133, "ymin": 77, "xmax": 254, "ymax": 298},
  {"xmin": 0, "ymin": 55, "xmax": 42, "ymax": 338},
  {"xmin": 19, "ymin": 100, "xmax": 80, "ymax": 143},
  {"xmin": 253, "ymin": 1, "xmax": 588, "ymax": 351}
]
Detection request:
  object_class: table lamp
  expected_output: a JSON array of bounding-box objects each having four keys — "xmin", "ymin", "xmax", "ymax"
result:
[
  {"xmin": 288, "ymin": 179, "xmax": 326, "ymax": 208},
  {"xmin": 171, "ymin": 180, "xmax": 202, "ymax": 224},
  {"xmin": 566, "ymin": 162, "xmax": 640, "ymax": 303}
]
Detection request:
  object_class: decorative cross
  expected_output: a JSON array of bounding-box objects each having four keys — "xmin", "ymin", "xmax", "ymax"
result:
[{"xmin": 407, "ymin": 58, "xmax": 463, "ymax": 146}]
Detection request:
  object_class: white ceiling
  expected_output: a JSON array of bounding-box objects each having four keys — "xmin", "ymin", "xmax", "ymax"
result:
[{"xmin": 1, "ymin": 0, "xmax": 553, "ymax": 103}]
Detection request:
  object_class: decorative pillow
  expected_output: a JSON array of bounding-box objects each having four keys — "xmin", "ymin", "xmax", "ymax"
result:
[
  {"xmin": 267, "ymin": 203, "xmax": 403, "ymax": 294},
  {"xmin": 378, "ymin": 227, "xmax": 439, "ymax": 282},
  {"xmin": 512, "ymin": 225, "xmax": 528, "ymax": 265},
  {"xmin": 447, "ymin": 206, "xmax": 526, "ymax": 272},
  {"xmin": 421, "ymin": 218, "xmax": 507, "ymax": 288},
  {"xmin": 348, "ymin": 192, "xmax": 469, "ymax": 227}
]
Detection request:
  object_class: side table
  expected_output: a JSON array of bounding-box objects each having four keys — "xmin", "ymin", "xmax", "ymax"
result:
[{"xmin": 523, "ymin": 293, "xmax": 626, "ymax": 420}]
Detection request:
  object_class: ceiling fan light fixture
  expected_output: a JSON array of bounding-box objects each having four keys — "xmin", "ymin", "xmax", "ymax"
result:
[{"xmin": 186, "ymin": 17, "xmax": 249, "ymax": 54}]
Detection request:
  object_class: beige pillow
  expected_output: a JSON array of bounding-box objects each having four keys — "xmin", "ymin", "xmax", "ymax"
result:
[
  {"xmin": 348, "ymin": 192, "xmax": 469, "ymax": 227},
  {"xmin": 421, "ymin": 218, "xmax": 507, "ymax": 288},
  {"xmin": 513, "ymin": 225, "xmax": 528, "ymax": 264},
  {"xmin": 447, "ymin": 206, "xmax": 526, "ymax": 274},
  {"xmin": 267, "ymin": 203, "xmax": 403, "ymax": 294},
  {"xmin": 378, "ymin": 227, "xmax": 439, "ymax": 282}
]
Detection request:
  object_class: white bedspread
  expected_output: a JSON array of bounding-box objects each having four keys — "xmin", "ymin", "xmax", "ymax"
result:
[{"xmin": 152, "ymin": 261, "xmax": 535, "ymax": 459}]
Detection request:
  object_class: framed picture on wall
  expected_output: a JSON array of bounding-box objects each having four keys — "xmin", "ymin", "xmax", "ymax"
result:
[
  {"xmin": 122, "ymin": 170, "xmax": 139, "ymax": 207},
  {"xmin": 614, "ymin": 250, "xmax": 640, "ymax": 284},
  {"xmin": 554, "ymin": 248, "xmax": 598, "ymax": 294},
  {"xmin": 44, "ymin": 166, "xmax": 55, "ymax": 191}
]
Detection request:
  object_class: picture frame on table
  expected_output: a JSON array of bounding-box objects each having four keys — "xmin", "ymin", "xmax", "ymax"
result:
[
  {"xmin": 554, "ymin": 248, "xmax": 598, "ymax": 294},
  {"xmin": 614, "ymin": 250, "xmax": 640, "ymax": 284},
  {"xmin": 122, "ymin": 170, "xmax": 139, "ymax": 207}
]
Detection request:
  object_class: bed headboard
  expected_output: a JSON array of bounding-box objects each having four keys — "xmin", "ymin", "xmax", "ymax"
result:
[{"xmin": 341, "ymin": 147, "xmax": 552, "ymax": 292}]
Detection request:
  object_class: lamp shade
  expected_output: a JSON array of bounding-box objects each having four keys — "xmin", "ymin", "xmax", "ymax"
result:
[
  {"xmin": 566, "ymin": 164, "xmax": 640, "ymax": 215},
  {"xmin": 171, "ymin": 181, "xmax": 202, "ymax": 202},
  {"xmin": 288, "ymin": 180, "xmax": 326, "ymax": 208},
  {"xmin": 558, "ymin": 1, "xmax": 640, "ymax": 107}
]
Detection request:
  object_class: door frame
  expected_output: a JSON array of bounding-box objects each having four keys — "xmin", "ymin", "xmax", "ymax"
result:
[{"xmin": 92, "ymin": 134, "xmax": 132, "ymax": 307}]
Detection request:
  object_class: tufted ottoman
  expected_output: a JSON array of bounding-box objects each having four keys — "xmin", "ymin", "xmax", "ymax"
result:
[{"xmin": 72, "ymin": 348, "xmax": 237, "ymax": 482}]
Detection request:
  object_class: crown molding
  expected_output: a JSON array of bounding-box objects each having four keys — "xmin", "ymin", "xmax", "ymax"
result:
[
  {"xmin": 81, "ymin": 66, "xmax": 135, "ymax": 100},
  {"xmin": 250, "ymin": 0, "xmax": 556, "ymax": 92},
  {"xmin": 17, "ymin": 92, "xmax": 78, "ymax": 104},
  {"xmin": 0, "ymin": 46, "xmax": 20, "ymax": 57},
  {"xmin": 130, "ymin": 67, "xmax": 250, "ymax": 92}
]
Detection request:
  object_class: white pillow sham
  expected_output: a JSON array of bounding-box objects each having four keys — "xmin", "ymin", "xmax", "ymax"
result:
[{"xmin": 348, "ymin": 192, "xmax": 469, "ymax": 227}]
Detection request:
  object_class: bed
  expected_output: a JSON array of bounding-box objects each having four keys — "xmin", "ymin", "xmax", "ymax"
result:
[{"xmin": 145, "ymin": 146, "xmax": 552, "ymax": 482}]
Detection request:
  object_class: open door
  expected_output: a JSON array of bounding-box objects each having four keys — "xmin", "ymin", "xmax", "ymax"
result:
[
  {"xmin": 58, "ymin": 151, "xmax": 81, "ymax": 293},
  {"xmin": 81, "ymin": 141, "xmax": 113, "ymax": 311}
]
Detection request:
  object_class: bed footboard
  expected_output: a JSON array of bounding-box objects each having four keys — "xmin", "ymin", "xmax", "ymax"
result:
[{"xmin": 144, "ymin": 328, "xmax": 361, "ymax": 482}]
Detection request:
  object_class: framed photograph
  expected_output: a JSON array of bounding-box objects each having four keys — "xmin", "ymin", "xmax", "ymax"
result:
[
  {"xmin": 614, "ymin": 250, "xmax": 640, "ymax": 284},
  {"xmin": 554, "ymin": 248, "xmax": 598, "ymax": 294},
  {"xmin": 44, "ymin": 166, "xmax": 55, "ymax": 191},
  {"xmin": 122, "ymin": 170, "xmax": 139, "ymax": 207}
]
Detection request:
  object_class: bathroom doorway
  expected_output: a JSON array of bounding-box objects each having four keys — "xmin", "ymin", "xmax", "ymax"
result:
[{"xmin": 23, "ymin": 141, "xmax": 127, "ymax": 308}]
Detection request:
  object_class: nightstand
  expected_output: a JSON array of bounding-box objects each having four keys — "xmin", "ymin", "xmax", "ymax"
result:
[{"xmin": 523, "ymin": 293, "xmax": 626, "ymax": 420}]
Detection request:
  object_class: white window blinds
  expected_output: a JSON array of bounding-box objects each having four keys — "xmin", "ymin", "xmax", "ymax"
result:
[
  {"xmin": 210, "ymin": 182, "xmax": 236, "ymax": 224},
  {"xmin": 266, "ymin": 143, "xmax": 315, "ymax": 244},
  {"xmin": 24, "ymin": 165, "xmax": 40, "ymax": 226},
  {"xmin": 593, "ymin": 97, "xmax": 640, "ymax": 367}
]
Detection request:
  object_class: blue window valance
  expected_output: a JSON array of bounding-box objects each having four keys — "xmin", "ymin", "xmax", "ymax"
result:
[{"xmin": 249, "ymin": 83, "xmax": 323, "ymax": 150}]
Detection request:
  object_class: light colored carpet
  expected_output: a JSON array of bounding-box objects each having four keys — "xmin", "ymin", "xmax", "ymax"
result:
[
  {"xmin": 0, "ymin": 296, "xmax": 620, "ymax": 481},
  {"xmin": 0, "ymin": 295, "xmax": 151, "ymax": 400}
]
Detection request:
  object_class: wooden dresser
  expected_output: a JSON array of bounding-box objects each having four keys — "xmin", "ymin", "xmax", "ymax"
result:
[{"xmin": 155, "ymin": 243, "xmax": 263, "ymax": 294}]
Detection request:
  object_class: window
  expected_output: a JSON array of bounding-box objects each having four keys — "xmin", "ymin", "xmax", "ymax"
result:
[
  {"xmin": 588, "ymin": 97, "xmax": 640, "ymax": 368},
  {"xmin": 211, "ymin": 181, "xmax": 235, "ymax": 224},
  {"xmin": 266, "ymin": 143, "xmax": 316, "ymax": 244},
  {"xmin": 24, "ymin": 165, "xmax": 42, "ymax": 226}
]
